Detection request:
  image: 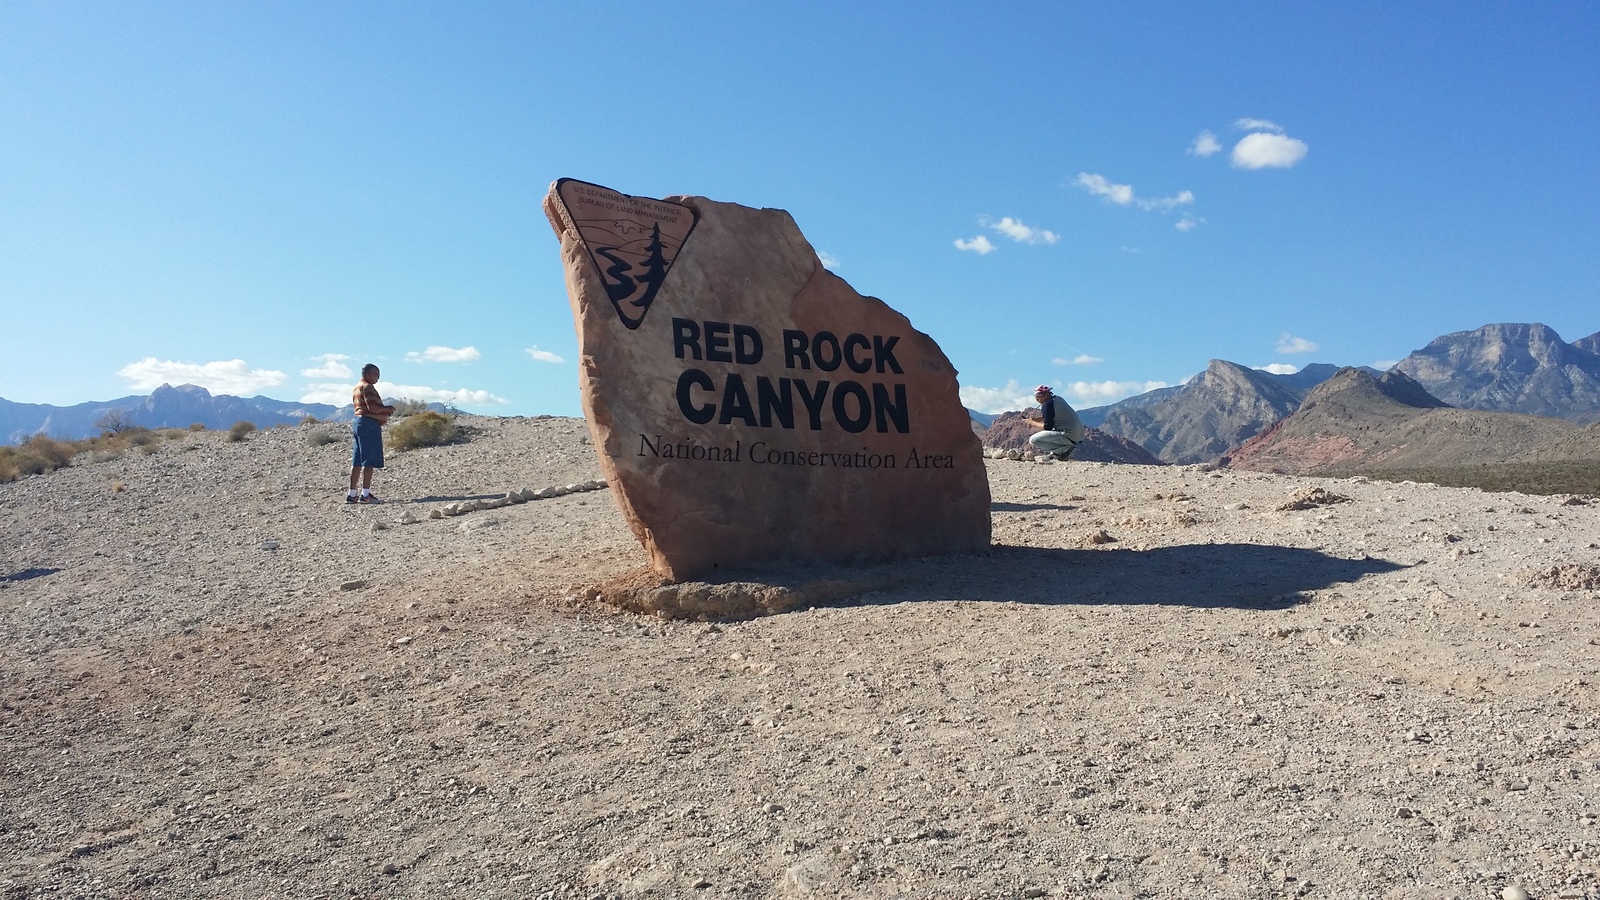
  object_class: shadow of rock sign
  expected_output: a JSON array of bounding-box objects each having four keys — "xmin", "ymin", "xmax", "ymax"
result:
[{"xmin": 545, "ymin": 179, "xmax": 990, "ymax": 580}]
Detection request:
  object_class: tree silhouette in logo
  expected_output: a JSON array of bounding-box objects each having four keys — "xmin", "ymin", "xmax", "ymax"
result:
[{"xmin": 601, "ymin": 222, "xmax": 671, "ymax": 331}]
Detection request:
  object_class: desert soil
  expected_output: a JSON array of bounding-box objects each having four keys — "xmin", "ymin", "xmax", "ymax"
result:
[{"xmin": 2, "ymin": 415, "xmax": 1597, "ymax": 899}]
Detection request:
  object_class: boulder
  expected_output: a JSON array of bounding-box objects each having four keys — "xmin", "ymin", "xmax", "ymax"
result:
[{"xmin": 545, "ymin": 179, "xmax": 990, "ymax": 580}]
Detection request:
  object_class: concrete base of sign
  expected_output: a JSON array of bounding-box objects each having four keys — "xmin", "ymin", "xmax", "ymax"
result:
[{"xmin": 583, "ymin": 561, "xmax": 923, "ymax": 620}]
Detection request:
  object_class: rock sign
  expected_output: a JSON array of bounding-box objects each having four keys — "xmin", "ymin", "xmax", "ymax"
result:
[{"xmin": 545, "ymin": 179, "xmax": 990, "ymax": 580}]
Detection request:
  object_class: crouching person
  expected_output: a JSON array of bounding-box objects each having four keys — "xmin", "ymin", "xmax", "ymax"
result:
[{"xmin": 1026, "ymin": 384, "xmax": 1084, "ymax": 461}]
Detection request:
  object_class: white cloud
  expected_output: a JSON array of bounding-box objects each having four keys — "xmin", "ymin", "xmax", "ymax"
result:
[
  {"xmin": 818, "ymin": 251, "xmax": 840, "ymax": 270},
  {"xmin": 300, "ymin": 380, "xmax": 509, "ymax": 407},
  {"xmin": 1276, "ymin": 334, "xmax": 1320, "ymax": 354},
  {"xmin": 118, "ymin": 358, "xmax": 287, "ymax": 395},
  {"xmin": 1075, "ymin": 173, "xmax": 1135, "ymax": 206},
  {"xmin": 953, "ymin": 235, "xmax": 997, "ymax": 255},
  {"xmin": 988, "ymin": 216, "xmax": 1059, "ymax": 245},
  {"xmin": 1136, "ymin": 190, "xmax": 1194, "ymax": 213},
  {"xmin": 300, "ymin": 383, "xmax": 355, "ymax": 405},
  {"xmin": 1062, "ymin": 380, "xmax": 1170, "ymax": 404},
  {"xmin": 1076, "ymin": 173, "xmax": 1194, "ymax": 214},
  {"xmin": 525, "ymin": 346, "xmax": 565, "ymax": 364},
  {"xmin": 1175, "ymin": 216, "xmax": 1204, "ymax": 232},
  {"xmin": 964, "ymin": 377, "xmax": 1171, "ymax": 410},
  {"xmin": 1232, "ymin": 132, "xmax": 1308, "ymax": 169},
  {"xmin": 405, "ymin": 345, "xmax": 480, "ymax": 363},
  {"xmin": 300, "ymin": 353, "xmax": 352, "ymax": 379},
  {"xmin": 1255, "ymin": 363, "xmax": 1300, "ymax": 375},
  {"xmin": 1191, "ymin": 130, "xmax": 1222, "ymax": 157},
  {"xmin": 1052, "ymin": 354, "xmax": 1103, "ymax": 366},
  {"xmin": 1235, "ymin": 118, "xmax": 1284, "ymax": 133},
  {"xmin": 959, "ymin": 380, "xmax": 1037, "ymax": 415},
  {"xmin": 380, "ymin": 382, "xmax": 507, "ymax": 407}
]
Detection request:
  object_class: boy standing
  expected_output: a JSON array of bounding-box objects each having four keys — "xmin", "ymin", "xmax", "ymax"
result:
[{"xmin": 347, "ymin": 363, "xmax": 395, "ymax": 503}]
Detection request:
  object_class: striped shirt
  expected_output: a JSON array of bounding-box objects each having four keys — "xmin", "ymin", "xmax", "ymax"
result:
[{"xmin": 353, "ymin": 382, "xmax": 388, "ymax": 421}]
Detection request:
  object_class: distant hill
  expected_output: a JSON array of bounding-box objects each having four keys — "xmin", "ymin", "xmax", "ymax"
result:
[
  {"xmin": 1391, "ymin": 323, "xmax": 1600, "ymax": 424},
  {"xmin": 1091, "ymin": 361, "xmax": 1350, "ymax": 465},
  {"xmin": 1, "ymin": 384, "xmax": 349, "ymax": 444},
  {"xmin": 978, "ymin": 412, "xmax": 1163, "ymax": 465},
  {"xmin": 1222, "ymin": 367, "xmax": 1588, "ymax": 475}
]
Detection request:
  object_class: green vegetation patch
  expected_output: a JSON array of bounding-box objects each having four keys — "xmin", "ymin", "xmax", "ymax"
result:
[{"xmin": 1359, "ymin": 461, "xmax": 1600, "ymax": 497}]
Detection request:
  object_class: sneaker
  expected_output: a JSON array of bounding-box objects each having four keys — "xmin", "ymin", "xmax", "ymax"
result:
[
  {"xmin": 345, "ymin": 493, "xmax": 359, "ymax": 504},
  {"xmin": 1052, "ymin": 450, "xmax": 1074, "ymax": 461},
  {"xmin": 358, "ymin": 493, "xmax": 382, "ymax": 504}
]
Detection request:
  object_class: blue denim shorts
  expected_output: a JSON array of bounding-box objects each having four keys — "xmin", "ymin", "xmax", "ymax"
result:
[{"xmin": 352, "ymin": 417, "xmax": 385, "ymax": 468}]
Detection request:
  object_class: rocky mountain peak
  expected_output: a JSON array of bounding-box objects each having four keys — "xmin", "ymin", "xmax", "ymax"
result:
[{"xmin": 1393, "ymin": 322, "xmax": 1600, "ymax": 423}]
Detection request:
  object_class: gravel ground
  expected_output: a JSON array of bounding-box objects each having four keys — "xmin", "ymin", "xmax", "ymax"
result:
[{"xmin": 2, "ymin": 415, "xmax": 1597, "ymax": 899}]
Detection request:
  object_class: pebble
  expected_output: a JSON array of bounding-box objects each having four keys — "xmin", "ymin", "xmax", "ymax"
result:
[
  {"xmin": 1501, "ymin": 887, "xmax": 1529, "ymax": 900},
  {"xmin": 258, "ymin": 540, "xmax": 279, "ymax": 551},
  {"xmin": 339, "ymin": 580, "xmax": 366, "ymax": 591}
]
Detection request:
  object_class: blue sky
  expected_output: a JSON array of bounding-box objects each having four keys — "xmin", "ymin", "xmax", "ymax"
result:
[{"xmin": 3, "ymin": 2, "xmax": 1596, "ymax": 416}]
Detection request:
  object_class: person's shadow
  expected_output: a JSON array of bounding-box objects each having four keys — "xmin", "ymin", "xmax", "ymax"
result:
[{"xmin": 835, "ymin": 543, "xmax": 1405, "ymax": 611}]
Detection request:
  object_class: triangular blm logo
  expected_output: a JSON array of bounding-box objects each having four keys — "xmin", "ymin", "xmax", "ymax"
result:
[{"xmin": 545, "ymin": 179, "xmax": 698, "ymax": 330}]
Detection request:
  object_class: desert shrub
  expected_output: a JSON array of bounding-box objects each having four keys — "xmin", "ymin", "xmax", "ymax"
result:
[
  {"xmin": 299, "ymin": 414, "xmax": 321, "ymax": 425},
  {"xmin": 0, "ymin": 437, "xmax": 76, "ymax": 482},
  {"xmin": 188, "ymin": 423, "xmax": 207, "ymax": 432},
  {"xmin": 163, "ymin": 429, "xmax": 185, "ymax": 441},
  {"xmin": 89, "ymin": 450, "xmax": 124, "ymax": 464},
  {"xmin": 388, "ymin": 411, "xmax": 456, "ymax": 451},
  {"xmin": 307, "ymin": 429, "xmax": 340, "ymax": 447},
  {"xmin": 0, "ymin": 449, "xmax": 24, "ymax": 482},
  {"xmin": 390, "ymin": 398, "xmax": 430, "ymax": 418},
  {"xmin": 24, "ymin": 436, "xmax": 76, "ymax": 469},
  {"xmin": 126, "ymin": 429, "xmax": 158, "ymax": 447},
  {"xmin": 226, "ymin": 421, "xmax": 258, "ymax": 442}
]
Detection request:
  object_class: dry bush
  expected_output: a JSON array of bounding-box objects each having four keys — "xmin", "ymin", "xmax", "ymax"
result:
[
  {"xmin": 299, "ymin": 414, "xmax": 321, "ymax": 425},
  {"xmin": 307, "ymin": 429, "xmax": 341, "ymax": 447},
  {"xmin": 390, "ymin": 398, "xmax": 430, "ymax": 418},
  {"xmin": 226, "ymin": 421, "xmax": 258, "ymax": 442},
  {"xmin": 188, "ymin": 423, "xmax": 207, "ymax": 432},
  {"xmin": 23, "ymin": 435, "xmax": 76, "ymax": 469},
  {"xmin": 389, "ymin": 411, "xmax": 457, "ymax": 451},
  {"xmin": 0, "ymin": 436, "xmax": 78, "ymax": 482},
  {"xmin": 126, "ymin": 429, "xmax": 158, "ymax": 447}
]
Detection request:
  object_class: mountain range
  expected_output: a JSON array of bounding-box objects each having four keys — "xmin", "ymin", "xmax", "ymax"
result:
[
  {"xmin": 1079, "ymin": 361, "xmax": 1359, "ymax": 465},
  {"xmin": 974, "ymin": 322, "xmax": 1600, "ymax": 469},
  {"xmin": 0, "ymin": 384, "xmax": 349, "ymax": 445},
  {"xmin": 1223, "ymin": 366, "xmax": 1600, "ymax": 476}
]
